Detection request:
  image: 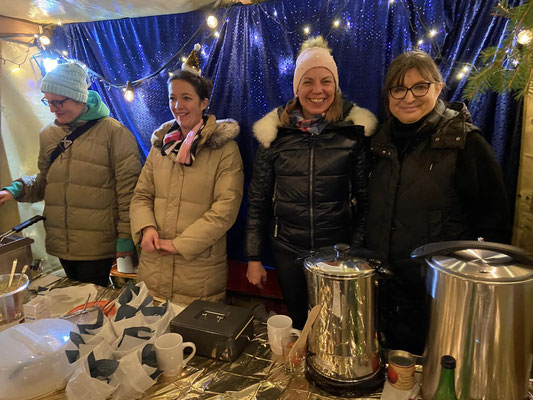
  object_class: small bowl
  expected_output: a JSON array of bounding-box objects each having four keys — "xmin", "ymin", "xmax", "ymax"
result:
[{"xmin": 0, "ymin": 273, "xmax": 29, "ymax": 328}]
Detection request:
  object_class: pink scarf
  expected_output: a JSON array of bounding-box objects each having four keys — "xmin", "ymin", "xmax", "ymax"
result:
[{"xmin": 162, "ymin": 119, "xmax": 204, "ymax": 165}]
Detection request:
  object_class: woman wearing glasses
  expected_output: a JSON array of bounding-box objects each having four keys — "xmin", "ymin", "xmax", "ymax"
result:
[
  {"xmin": 0, "ymin": 62, "xmax": 141, "ymax": 286},
  {"xmin": 367, "ymin": 50, "xmax": 510, "ymax": 354}
]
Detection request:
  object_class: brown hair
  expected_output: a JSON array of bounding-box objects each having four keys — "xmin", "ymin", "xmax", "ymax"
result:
[
  {"xmin": 279, "ymin": 88, "xmax": 344, "ymax": 126},
  {"xmin": 167, "ymin": 70, "xmax": 213, "ymax": 101},
  {"xmin": 382, "ymin": 50, "xmax": 443, "ymax": 115}
]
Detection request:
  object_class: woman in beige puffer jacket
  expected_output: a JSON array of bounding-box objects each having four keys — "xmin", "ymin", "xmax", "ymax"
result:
[{"xmin": 130, "ymin": 70, "xmax": 244, "ymax": 304}]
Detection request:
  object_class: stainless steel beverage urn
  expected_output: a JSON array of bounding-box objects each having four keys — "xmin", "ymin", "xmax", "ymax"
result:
[
  {"xmin": 411, "ymin": 241, "xmax": 533, "ymax": 400},
  {"xmin": 304, "ymin": 244, "xmax": 386, "ymax": 397}
]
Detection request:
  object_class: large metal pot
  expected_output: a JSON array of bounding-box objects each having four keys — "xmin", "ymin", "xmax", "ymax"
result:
[
  {"xmin": 0, "ymin": 273, "xmax": 29, "ymax": 330},
  {"xmin": 411, "ymin": 241, "xmax": 533, "ymax": 400},
  {"xmin": 304, "ymin": 244, "xmax": 386, "ymax": 397}
]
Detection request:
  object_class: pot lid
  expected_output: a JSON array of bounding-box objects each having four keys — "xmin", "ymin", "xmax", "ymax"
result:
[
  {"xmin": 304, "ymin": 244, "xmax": 375, "ymax": 278},
  {"xmin": 412, "ymin": 241, "xmax": 533, "ymax": 283}
]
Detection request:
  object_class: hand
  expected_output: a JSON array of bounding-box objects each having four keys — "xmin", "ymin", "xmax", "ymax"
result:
[
  {"xmin": 246, "ymin": 261, "xmax": 267, "ymax": 289},
  {"xmin": 140, "ymin": 226, "xmax": 160, "ymax": 253},
  {"xmin": 0, "ymin": 190, "xmax": 14, "ymax": 206},
  {"xmin": 159, "ymin": 239, "xmax": 178, "ymax": 255}
]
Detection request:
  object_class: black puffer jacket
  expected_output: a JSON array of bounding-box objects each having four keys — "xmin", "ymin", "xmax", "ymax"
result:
[
  {"xmin": 367, "ymin": 100, "xmax": 511, "ymax": 278},
  {"xmin": 246, "ymin": 100, "xmax": 377, "ymax": 258}
]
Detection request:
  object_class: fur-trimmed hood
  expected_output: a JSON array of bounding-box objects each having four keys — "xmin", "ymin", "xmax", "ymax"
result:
[
  {"xmin": 253, "ymin": 102, "xmax": 378, "ymax": 148},
  {"xmin": 151, "ymin": 115, "xmax": 239, "ymax": 150}
]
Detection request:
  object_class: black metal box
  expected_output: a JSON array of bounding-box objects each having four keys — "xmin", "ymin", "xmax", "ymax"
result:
[{"xmin": 170, "ymin": 300, "xmax": 254, "ymax": 362}]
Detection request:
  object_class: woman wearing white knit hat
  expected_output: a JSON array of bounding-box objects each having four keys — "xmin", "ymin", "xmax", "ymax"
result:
[
  {"xmin": 0, "ymin": 62, "xmax": 141, "ymax": 286},
  {"xmin": 245, "ymin": 37, "xmax": 378, "ymax": 328}
]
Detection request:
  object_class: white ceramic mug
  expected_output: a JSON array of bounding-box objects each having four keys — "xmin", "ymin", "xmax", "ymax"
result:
[
  {"xmin": 154, "ymin": 333, "xmax": 196, "ymax": 376},
  {"xmin": 267, "ymin": 315, "xmax": 298, "ymax": 355}
]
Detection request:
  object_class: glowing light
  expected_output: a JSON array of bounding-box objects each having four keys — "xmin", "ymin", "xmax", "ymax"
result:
[
  {"xmin": 11, "ymin": 66, "xmax": 21, "ymax": 73},
  {"xmin": 390, "ymin": 0, "xmax": 395, "ymax": 4},
  {"xmin": 333, "ymin": 20, "xmax": 340, "ymax": 28},
  {"xmin": 462, "ymin": 65, "xmax": 470, "ymax": 73},
  {"xmin": 38, "ymin": 35, "xmax": 51, "ymax": 46},
  {"xmin": 428, "ymin": 29, "xmax": 438, "ymax": 38},
  {"xmin": 303, "ymin": 26, "xmax": 310, "ymax": 35},
  {"xmin": 346, "ymin": 21, "xmax": 351, "ymax": 28},
  {"xmin": 457, "ymin": 72, "xmax": 465, "ymax": 79},
  {"xmin": 517, "ymin": 30, "xmax": 533, "ymax": 45},
  {"xmin": 214, "ymin": 31, "xmax": 220, "ymax": 38},
  {"xmin": 124, "ymin": 81, "xmax": 134, "ymax": 102},
  {"xmin": 62, "ymin": 50, "xmax": 68, "ymax": 56},
  {"xmin": 417, "ymin": 39, "xmax": 424, "ymax": 45},
  {"xmin": 57, "ymin": 19, "xmax": 62, "ymax": 26},
  {"xmin": 273, "ymin": 10, "xmax": 277, "ymax": 17},
  {"xmin": 42, "ymin": 58, "xmax": 58, "ymax": 73},
  {"xmin": 207, "ymin": 15, "xmax": 218, "ymax": 29},
  {"xmin": 181, "ymin": 57, "xmax": 187, "ymax": 63},
  {"xmin": 512, "ymin": 59, "xmax": 519, "ymax": 67}
]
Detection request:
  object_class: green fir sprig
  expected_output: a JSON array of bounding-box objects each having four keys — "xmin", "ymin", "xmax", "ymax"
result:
[{"xmin": 463, "ymin": 0, "xmax": 533, "ymax": 100}]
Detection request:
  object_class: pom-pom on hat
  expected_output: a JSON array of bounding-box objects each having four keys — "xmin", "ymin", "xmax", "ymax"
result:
[
  {"xmin": 41, "ymin": 62, "xmax": 89, "ymax": 103},
  {"xmin": 293, "ymin": 36, "xmax": 339, "ymax": 96},
  {"xmin": 181, "ymin": 43, "xmax": 202, "ymax": 76}
]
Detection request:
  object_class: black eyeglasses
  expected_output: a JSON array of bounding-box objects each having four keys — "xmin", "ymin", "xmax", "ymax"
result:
[
  {"xmin": 41, "ymin": 97, "xmax": 70, "ymax": 108},
  {"xmin": 389, "ymin": 82, "xmax": 433, "ymax": 99}
]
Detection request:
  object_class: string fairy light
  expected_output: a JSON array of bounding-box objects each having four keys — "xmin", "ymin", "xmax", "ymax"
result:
[{"xmin": 517, "ymin": 29, "xmax": 532, "ymax": 45}]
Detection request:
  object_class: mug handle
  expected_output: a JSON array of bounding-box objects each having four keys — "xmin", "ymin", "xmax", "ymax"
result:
[{"xmin": 182, "ymin": 342, "xmax": 196, "ymax": 366}]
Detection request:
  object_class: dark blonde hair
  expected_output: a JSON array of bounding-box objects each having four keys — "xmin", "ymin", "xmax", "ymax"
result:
[
  {"xmin": 382, "ymin": 50, "xmax": 443, "ymax": 116},
  {"xmin": 279, "ymin": 88, "xmax": 344, "ymax": 126}
]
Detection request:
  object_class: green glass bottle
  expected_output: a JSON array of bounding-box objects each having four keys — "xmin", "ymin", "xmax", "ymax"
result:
[{"xmin": 432, "ymin": 355, "xmax": 458, "ymax": 400}]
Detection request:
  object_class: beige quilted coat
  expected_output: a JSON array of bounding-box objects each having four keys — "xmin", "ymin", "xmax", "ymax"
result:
[
  {"xmin": 15, "ymin": 117, "xmax": 141, "ymax": 260},
  {"xmin": 130, "ymin": 115, "xmax": 244, "ymax": 304}
]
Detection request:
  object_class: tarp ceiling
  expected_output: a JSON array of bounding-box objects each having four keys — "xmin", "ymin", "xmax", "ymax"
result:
[{"xmin": 0, "ymin": 0, "xmax": 220, "ymax": 24}]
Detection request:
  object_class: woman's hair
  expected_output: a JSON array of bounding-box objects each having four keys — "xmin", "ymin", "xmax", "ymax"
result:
[
  {"xmin": 382, "ymin": 50, "xmax": 443, "ymax": 113},
  {"xmin": 279, "ymin": 89, "xmax": 344, "ymax": 126},
  {"xmin": 167, "ymin": 70, "xmax": 213, "ymax": 101}
]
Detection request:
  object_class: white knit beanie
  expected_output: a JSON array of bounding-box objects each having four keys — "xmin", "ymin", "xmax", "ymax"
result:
[{"xmin": 41, "ymin": 62, "xmax": 89, "ymax": 103}]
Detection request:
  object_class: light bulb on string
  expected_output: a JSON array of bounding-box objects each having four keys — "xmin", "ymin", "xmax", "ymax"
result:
[
  {"xmin": 303, "ymin": 26, "xmax": 310, "ymax": 35},
  {"xmin": 517, "ymin": 29, "xmax": 532, "ymax": 45},
  {"xmin": 57, "ymin": 19, "xmax": 62, "ymax": 26},
  {"xmin": 428, "ymin": 29, "xmax": 438, "ymax": 38},
  {"xmin": 38, "ymin": 35, "xmax": 51, "ymax": 46},
  {"xmin": 333, "ymin": 19, "xmax": 340, "ymax": 28},
  {"xmin": 11, "ymin": 65, "xmax": 21, "ymax": 73},
  {"xmin": 417, "ymin": 39, "xmax": 424, "ymax": 46},
  {"xmin": 181, "ymin": 56, "xmax": 187, "ymax": 63},
  {"xmin": 207, "ymin": 15, "xmax": 218, "ymax": 29},
  {"xmin": 462, "ymin": 65, "xmax": 470, "ymax": 73},
  {"xmin": 457, "ymin": 71, "xmax": 465, "ymax": 79},
  {"xmin": 214, "ymin": 31, "xmax": 220, "ymax": 38},
  {"xmin": 62, "ymin": 50, "xmax": 68, "ymax": 56},
  {"xmin": 390, "ymin": 0, "xmax": 395, "ymax": 4},
  {"xmin": 124, "ymin": 81, "xmax": 134, "ymax": 102}
]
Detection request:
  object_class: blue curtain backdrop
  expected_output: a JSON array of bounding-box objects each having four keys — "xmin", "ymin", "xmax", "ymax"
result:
[{"xmin": 53, "ymin": 0, "xmax": 522, "ymax": 262}]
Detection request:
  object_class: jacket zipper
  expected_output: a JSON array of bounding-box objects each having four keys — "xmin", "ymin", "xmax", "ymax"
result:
[
  {"xmin": 272, "ymin": 181, "xmax": 278, "ymax": 237},
  {"xmin": 309, "ymin": 141, "xmax": 315, "ymax": 248},
  {"xmin": 64, "ymin": 148, "xmax": 71, "ymax": 255}
]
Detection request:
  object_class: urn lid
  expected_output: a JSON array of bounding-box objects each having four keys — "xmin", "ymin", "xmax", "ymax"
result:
[
  {"xmin": 303, "ymin": 243, "xmax": 376, "ymax": 279},
  {"xmin": 411, "ymin": 240, "xmax": 533, "ymax": 283}
]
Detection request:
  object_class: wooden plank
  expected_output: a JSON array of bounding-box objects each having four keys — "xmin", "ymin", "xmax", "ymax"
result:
[{"xmin": 0, "ymin": 16, "xmax": 40, "ymax": 36}]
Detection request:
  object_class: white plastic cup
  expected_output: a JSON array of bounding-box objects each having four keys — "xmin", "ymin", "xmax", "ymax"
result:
[
  {"xmin": 267, "ymin": 315, "xmax": 298, "ymax": 356},
  {"xmin": 117, "ymin": 255, "xmax": 136, "ymax": 274},
  {"xmin": 154, "ymin": 333, "xmax": 196, "ymax": 376}
]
